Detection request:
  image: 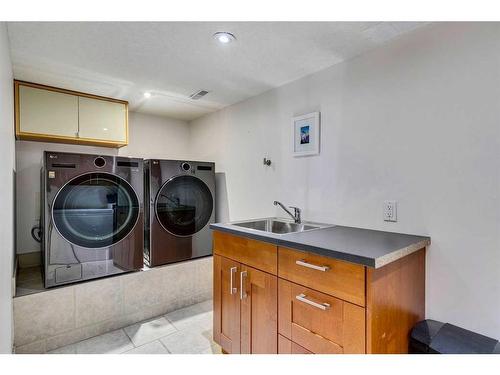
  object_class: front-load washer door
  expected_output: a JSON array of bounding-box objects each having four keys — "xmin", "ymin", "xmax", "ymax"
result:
[
  {"xmin": 52, "ymin": 172, "xmax": 140, "ymax": 249},
  {"xmin": 155, "ymin": 175, "xmax": 213, "ymax": 237}
]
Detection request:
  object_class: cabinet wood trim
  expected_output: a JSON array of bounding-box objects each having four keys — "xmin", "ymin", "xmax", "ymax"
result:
[
  {"xmin": 366, "ymin": 248, "xmax": 426, "ymax": 354},
  {"xmin": 278, "ymin": 335, "xmax": 312, "ymax": 354},
  {"xmin": 213, "ymin": 255, "xmax": 241, "ymax": 353},
  {"xmin": 292, "ymin": 324, "xmax": 343, "ymax": 354},
  {"xmin": 213, "ymin": 254, "xmax": 222, "ymax": 346},
  {"xmin": 213, "ymin": 231, "xmax": 277, "ymax": 274},
  {"xmin": 15, "ymin": 80, "xmax": 128, "ymax": 104},
  {"xmin": 14, "ymin": 80, "xmax": 129, "ymax": 148},
  {"xmin": 342, "ymin": 301, "xmax": 366, "ymax": 354},
  {"xmin": 240, "ymin": 264, "xmax": 278, "ymax": 354}
]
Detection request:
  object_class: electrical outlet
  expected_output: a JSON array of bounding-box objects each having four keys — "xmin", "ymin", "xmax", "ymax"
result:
[{"xmin": 383, "ymin": 200, "xmax": 397, "ymax": 222}]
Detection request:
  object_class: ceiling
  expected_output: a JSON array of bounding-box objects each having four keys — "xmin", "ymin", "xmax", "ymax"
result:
[{"xmin": 7, "ymin": 22, "xmax": 428, "ymax": 121}]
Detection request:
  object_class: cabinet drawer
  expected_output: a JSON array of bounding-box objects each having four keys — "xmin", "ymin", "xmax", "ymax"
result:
[
  {"xmin": 278, "ymin": 335, "xmax": 312, "ymax": 354},
  {"xmin": 278, "ymin": 279, "xmax": 365, "ymax": 354},
  {"xmin": 213, "ymin": 231, "xmax": 277, "ymax": 274},
  {"xmin": 278, "ymin": 247, "xmax": 365, "ymax": 306}
]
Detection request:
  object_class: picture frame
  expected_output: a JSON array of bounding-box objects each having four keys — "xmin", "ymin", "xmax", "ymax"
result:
[{"xmin": 292, "ymin": 111, "xmax": 320, "ymax": 157}]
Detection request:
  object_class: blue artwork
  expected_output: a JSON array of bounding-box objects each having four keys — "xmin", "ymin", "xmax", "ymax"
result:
[{"xmin": 300, "ymin": 125, "xmax": 310, "ymax": 144}]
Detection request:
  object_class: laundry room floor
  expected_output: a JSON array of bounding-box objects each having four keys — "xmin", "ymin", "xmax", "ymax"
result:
[
  {"xmin": 16, "ymin": 265, "xmax": 44, "ymax": 297},
  {"xmin": 46, "ymin": 299, "xmax": 220, "ymax": 354}
]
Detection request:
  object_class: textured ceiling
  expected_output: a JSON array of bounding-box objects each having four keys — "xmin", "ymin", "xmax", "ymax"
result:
[{"xmin": 7, "ymin": 22, "xmax": 428, "ymax": 121}]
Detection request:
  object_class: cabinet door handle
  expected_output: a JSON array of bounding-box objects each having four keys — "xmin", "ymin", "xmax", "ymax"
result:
[
  {"xmin": 296, "ymin": 259, "xmax": 330, "ymax": 272},
  {"xmin": 229, "ymin": 267, "xmax": 237, "ymax": 295},
  {"xmin": 295, "ymin": 293, "xmax": 330, "ymax": 310},
  {"xmin": 240, "ymin": 271, "xmax": 247, "ymax": 300}
]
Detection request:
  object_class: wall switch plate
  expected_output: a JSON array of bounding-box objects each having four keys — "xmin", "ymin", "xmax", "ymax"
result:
[{"xmin": 383, "ymin": 200, "xmax": 397, "ymax": 222}]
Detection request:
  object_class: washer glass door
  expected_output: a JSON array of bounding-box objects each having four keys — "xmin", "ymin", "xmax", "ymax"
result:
[
  {"xmin": 52, "ymin": 172, "xmax": 140, "ymax": 248},
  {"xmin": 155, "ymin": 175, "xmax": 213, "ymax": 236}
]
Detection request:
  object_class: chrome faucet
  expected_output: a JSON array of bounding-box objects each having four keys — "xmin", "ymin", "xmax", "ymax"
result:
[{"xmin": 273, "ymin": 201, "xmax": 302, "ymax": 224}]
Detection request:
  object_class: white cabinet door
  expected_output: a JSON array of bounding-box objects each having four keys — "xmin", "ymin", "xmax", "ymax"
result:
[
  {"xmin": 78, "ymin": 97, "xmax": 127, "ymax": 143},
  {"xmin": 19, "ymin": 85, "xmax": 79, "ymax": 138}
]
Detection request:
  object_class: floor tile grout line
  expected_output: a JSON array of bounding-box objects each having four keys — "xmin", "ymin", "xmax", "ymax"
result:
[
  {"xmin": 121, "ymin": 340, "xmax": 171, "ymax": 355},
  {"xmin": 123, "ymin": 316, "xmax": 179, "ymax": 347},
  {"xmin": 163, "ymin": 315, "xmax": 181, "ymax": 331},
  {"xmin": 120, "ymin": 328, "xmax": 137, "ymax": 349},
  {"xmin": 122, "ymin": 326, "xmax": 136, "ymax": 348},
  {"xmin": 155, "ymin": 325, "xmax": 181, "ymax": 343},
  {"xmin": 158, "ymin": 339, "xmax": 172, "ymax": 354},
  {"xmin": 75, "ymin": 328, "xmax": 132, "ymax": 354}
]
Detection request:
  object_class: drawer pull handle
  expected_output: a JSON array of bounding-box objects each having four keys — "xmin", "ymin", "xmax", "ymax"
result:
[
  {"xmin": 230, "ymin": 266, "xmax": 237, "ymax": 295},
  {"xmin": 296, "ymin": 259, "xmax": 330, "ymax": 272},
  {"xmin": 296, "ymin": 293, "xmax": 330, "ymax": 310},
  {"xmin": 240, "ymin": 271, "xmax": 247, "ymax": 300}
]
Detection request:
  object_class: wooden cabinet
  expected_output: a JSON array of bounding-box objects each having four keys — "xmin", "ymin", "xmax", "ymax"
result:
[
  {"xmin": 213, "ymin": 255, "xmax": 241, "ymax": 353},
  {"xmin": 278, "ymin": 279, "xmax": 365, "ymax": 354},
  {"xmin": 278, "ymin": 335, "xmax": 312, "ymax": 354},
  {"xmin": 278, "ymin": 246, "xmax": 365, "ymax": 306},
  {"xmin": 15, "ymin": 80, "xmax": 128, "ymax": 148},
  {"xmin": 240, "ymin": 265, "xmax": 278, "ymax": 354},
  {"xmin": 213, "ymin": 255, "xmax": 278, "ymax": 354},
  {"xmin": 213, "ymin": 231, "xmax": 426, "ymax": 354},
  {"xmin": 213, "ymin": 231, "xmax": 277, "ymax": 274},
  {"xmin": 366, "ymin": 249, "xmax": 426, "ymax": 353}
]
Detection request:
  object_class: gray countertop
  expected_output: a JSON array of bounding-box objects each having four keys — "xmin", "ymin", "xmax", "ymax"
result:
[{"xmin": 210, "ymin": 221, "xmax": 430, "ymax": 268}]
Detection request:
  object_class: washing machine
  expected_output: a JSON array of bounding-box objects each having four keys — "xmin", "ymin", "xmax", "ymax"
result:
[
  {"xmin": 144, "ymin": 159, "xmax": 215, "ymax": 267},
  {"xmin": 42, "ymin": 151, "xmax": 144, "ymax": 288}
]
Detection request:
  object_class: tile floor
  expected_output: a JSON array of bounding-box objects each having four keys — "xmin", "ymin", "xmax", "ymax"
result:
[
  {"xmin": 16, "ymin": 265, "xmax": 45, "ymax": 297},
  {"xmin": 47, "ymin": 299, "xmax": 220, "ymax": 354}
]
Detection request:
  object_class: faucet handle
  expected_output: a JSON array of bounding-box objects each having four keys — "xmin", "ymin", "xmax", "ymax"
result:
[{"xmin": 289, "ymin": 206, "xmax": 302, "ymax": 223}]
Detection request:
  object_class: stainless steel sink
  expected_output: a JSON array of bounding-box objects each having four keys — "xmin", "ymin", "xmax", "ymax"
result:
[{"xmin": 230, "ymin": 218, "xmax": 332, "ymax": 235}]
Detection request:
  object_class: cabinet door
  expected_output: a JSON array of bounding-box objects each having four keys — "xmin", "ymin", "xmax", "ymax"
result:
[
  {"xmin": 213, "ymin": 255, "xmax": 241, "ymax": 354},
  {"xmin": 18, "ymin": 85, "xmax": 79, "ymax": 138},
  {"xmin": 240, "ymin": 265, "xmax": 278, "ymax": 354},
  {"xmin": 78, "ymin": 97, "xmax": 127, "ymax": 143}
]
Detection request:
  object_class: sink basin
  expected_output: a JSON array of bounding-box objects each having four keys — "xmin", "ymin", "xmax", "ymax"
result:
[{"xmin": 230, "ymin": 218, "xmax": 331, "ymax": 235}]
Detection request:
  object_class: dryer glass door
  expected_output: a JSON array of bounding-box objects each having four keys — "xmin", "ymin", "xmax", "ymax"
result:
[
  {"xmin": 155, "ymin": 175, "xmax": 213, "ymax": 236},
  {"xmin": 52, "ymin": 172, "xmax": 140, "ymax": 248}
]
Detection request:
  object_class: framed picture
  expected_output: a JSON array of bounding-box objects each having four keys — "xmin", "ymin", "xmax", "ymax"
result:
[{"xmin": 292, "ymin": 111, "xmax": 320, "ymax": 157}]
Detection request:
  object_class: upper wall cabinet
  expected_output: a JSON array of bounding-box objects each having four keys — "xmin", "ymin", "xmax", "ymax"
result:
[
  {"xmin": 14, "ymin": 80, "xmax": 128, "ymax": 148},
  {"xmin": 78, "ymin": 97, "xmax": 127, "ymax": 143}
]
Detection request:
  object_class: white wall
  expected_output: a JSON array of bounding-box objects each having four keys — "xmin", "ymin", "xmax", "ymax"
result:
[
  {"xmin": 16, "ymin": 111, "xmax": 190, "ymax": 255},
  {"xmin": 189, "ymin": 23, "xmax": 500, "ymax": 339},
  {"xmin": 188, "ymin": 94, "xmax": 281, "ymax": 222},
  {"xmin": 121, "ymin": 111, "xmax": 191, "ymax": 160},
  {"xmin": 0, "ymin": 22, "xmax": 15, "ymax": 353}
]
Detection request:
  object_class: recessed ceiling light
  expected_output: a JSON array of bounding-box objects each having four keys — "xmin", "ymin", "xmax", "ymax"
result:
[
  {"xmin": 213, "ymin": 32, "xmax": 236, "ymax": 44},
  {"xmin": 143, "ymin": 92, "xmax": 152, "ymax": 98}
]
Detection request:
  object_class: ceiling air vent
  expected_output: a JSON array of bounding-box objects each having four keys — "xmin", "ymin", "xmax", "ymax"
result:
[{"xmin": 189, "ymin": 90, "xmax": 209, "ymax": 100}]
